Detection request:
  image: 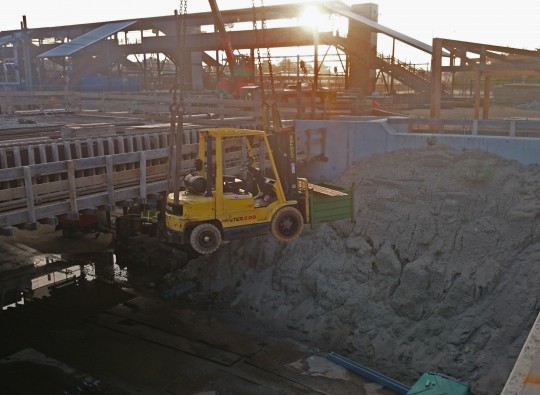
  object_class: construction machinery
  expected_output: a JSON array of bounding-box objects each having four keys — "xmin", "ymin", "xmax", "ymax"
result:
[
  {"xmin": 164, "ymin": 127, "xmax": 353, "ymax": 255},
  {"xmin": 208, "ymin": 0, "xmax": 254, "ymax": 98}
]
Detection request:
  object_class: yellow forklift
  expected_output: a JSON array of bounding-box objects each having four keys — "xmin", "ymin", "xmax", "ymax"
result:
[
  {"xmin": 164, "ymin": 2, "xmax": 351, "ymax": 255},
  {"xmin": 164, "ymin": 127, "xmax": 353, "ymax": 255}
]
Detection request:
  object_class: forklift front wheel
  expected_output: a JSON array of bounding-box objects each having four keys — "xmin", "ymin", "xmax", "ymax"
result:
[
  {"xmin": 271, "ymin": 206, "xmax": 304, "ymax": 242},
  {"xmin": 189, "ymin": 223, "xmax": 222, "ymax": 255}
]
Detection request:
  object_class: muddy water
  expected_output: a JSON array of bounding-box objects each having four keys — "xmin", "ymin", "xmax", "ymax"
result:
[
  {"xmin": 0, "ymin": 249, "xmax": 140, "ymax": 394},
  {"xmin": 2, "ymin": 251, "xmax": 130, "ymax": 311}
]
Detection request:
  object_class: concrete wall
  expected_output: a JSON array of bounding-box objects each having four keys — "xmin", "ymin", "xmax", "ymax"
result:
[
  {"xmin": 347, "ymin": 4, "xmax": 379, "ymax": 94},
  {"xmin": 295, "ymin": 118, "xmax": 540, "ymax": 182}
]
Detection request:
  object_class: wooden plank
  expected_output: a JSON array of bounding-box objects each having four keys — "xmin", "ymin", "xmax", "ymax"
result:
[
  {"xmin": 27, "ymin": 145, "xmax": 35, "ymax": 165},
  {"xmin": 0, "ymin": 148, "xmax": 7, "ymax": 188},
  {"xmin": 66, "ymin": 160, "xmax": 78, "ymax": 213},
  {"xmin": 143, "ymin": 134, "xmax": 151, "ymax": 150},
  {"xmin": 0, "ymin": 148, "xmax": 7, "ymax": 169},
  {"xmin": 2, "ymin": 179, "xmax": 168, "ymax": 226},
  {"xmin": 96, "ymin": 138, "xmax": 105, "ymax": 156},
  {"xmin": 74, "ymin": 141, "xmax": 83, "ymax": 163},
  {"xmin": 126, "ymin": 136, "xmax": 134, "ymax": 170},
  {"xmin": 74, "ymin": 174, "xmax": 107, "ymax": 191},
  {"xmin": 96, "ymin": 138, "xmax": 105, "ymax": 175},
  {"xmin": 51, "ymin": 143, "xmax": 60, "ymax": 162},
  {"xmin": 31, "ymin": 161, "xmax": 67, "ymax": 177},
  {"xmin": 151, "ymin": 134, "xmax": 160, "ymax": 149},
  {"xmin": 107, "ymin": 136, "xmax": 115, "ymax": 156},
  {"xmin": 0, "ymin": 166, "xmax": 24, "ymax": 182},
  {"xmin": 135, "ymin": 134, "xmax": 143, "ymax": 151},
  {"xmin": 143, "ymin": 134, "xmax": 153, "ymax": 167},
  {"xmin": 106, "ymin": 155, "xmax": 114, "ymax": 208},
  {"xmin": 86, "ymin": 137, "xmax": 96, "ymax": 176},
  {"xmin": 144, "ymin": 163, "xmax": 167, "ymax": 177},
  {"xmin": 117, "ymin": 136, "xmax": 126, "ymax": 171},
  {"xmin": 12, "ymin": 147, "xmax": 21, "ymax": 167},
  {"xmin": 139, "ymin": 151, "xmax": 147, "ymax": 200},
  {"xmin": 308, "ymin": 183, "xmax": 348, "ymax": 196},
  {"xmin": 1, "ymin": 166, "xmax": 160, "ymax": 203},
  {"xmin": 23, "ymin": 166, "xmax": 36, "ymax": 224},
  {"xmin": 75, "ymin": 140, "xmax": 83, "ymax": 177},
  {"xmin": 63, "ymin": 141, "xmax": 72, "ymax": 160},
  {"xmin": 0, "ymin": 150, "xmax": 170, "ymax": 185},
  {"xmin": 50, "ymin": 142, "xmax": 60, "ymax": 182},
  {"xmin": 111, "ymin": 168, "xmax": 140, "ymax": 183},
  {"xmin": 38, "ymin": 144, "xmax": 47, "ymax": 164},
  {"xmin": 85, "ymin": 137, "xmax": 95, "ymax": 157},
  {"xmin": 159, "ymin": 132, "xmax": 168, "ymax": 148},
  {"xmin": 38, "ymin": 144, "xmax": 49, "ymax": 182},
  {"xmin": 2, "ymin": 180, "xmax": 65, "ymax": 203},
  {"xmin": 0, "ymin": 185, "xmax": 25, "ymax": 202}
]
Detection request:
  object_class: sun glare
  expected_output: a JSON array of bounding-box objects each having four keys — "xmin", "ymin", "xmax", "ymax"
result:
[{"xmin": 299, "ymin": 4, "xmax": 329, "ymax": 31}]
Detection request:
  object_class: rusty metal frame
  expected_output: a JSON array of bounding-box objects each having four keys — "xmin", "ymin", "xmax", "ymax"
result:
[{"xmin": 430, "ymin": 38, "xmax": 540, "ymax": 119}]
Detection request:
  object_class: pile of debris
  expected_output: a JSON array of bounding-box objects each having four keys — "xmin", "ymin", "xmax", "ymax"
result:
[{"xmin": 168, "ymin": 144, "xmax": 540, "ymax": 394}]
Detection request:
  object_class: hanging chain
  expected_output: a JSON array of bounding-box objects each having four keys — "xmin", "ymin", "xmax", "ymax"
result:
[
  {"xmin": 169, "ymin": 0, "xmax": 187, "ymax": 132},
  {"xmin": 170, "ymin": 1, "xmax": 187, "ymax": 113},
  {"xmin": 259, "ymin": 0, "xmax": 276, "ymax": 100},
  {"xmin": 178, "ymin": 0, "xmax": 187, "ymax": 106},
  {"xmin": 167, "ymin": 0, "xmax": 188, "ymax": 202},
  {"xmin": 252, "ymin": 0, "xmax": 265, "ymax": 99},
  {"xmin": 252, "ymin": 0, "xmax": 275, "ymax": 100}
]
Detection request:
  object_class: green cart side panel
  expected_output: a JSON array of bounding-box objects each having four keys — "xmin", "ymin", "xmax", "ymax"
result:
[
  {"xmin": 309, "ymin": 183, "xmax": 355, "ymax": 225},
  {"xmin": 407, "ymin": 372, "xmax": 469, "ymax": 395}
]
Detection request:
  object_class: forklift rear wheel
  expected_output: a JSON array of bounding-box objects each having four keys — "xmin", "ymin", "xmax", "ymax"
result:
[
  {"xmin": 270, "ymin": 206, "xmax": 304, "ymax": 242},
  {"xmin": 190, "ymin": 223, "xmax": 222, "ymax": 255}
]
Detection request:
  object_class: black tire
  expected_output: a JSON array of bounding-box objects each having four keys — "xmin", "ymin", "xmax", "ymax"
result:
[
  {"xmin": 189, "ymin": 223, "xmax": 222, "ymax": 255},
  {"xmin": 270, "ymin": 206, "xmax": 304, "ymax": 242}
]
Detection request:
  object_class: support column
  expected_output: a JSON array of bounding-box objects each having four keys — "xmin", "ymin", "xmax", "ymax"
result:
[
  {"xmin": 482, "ymin": 75, "xmax": 491, "ymax": 119},
  {"xmin": 21, "ymin": 16, "xmax": 33, "ymax": 92},
  {"xmin": 430, "ymin": 38, "xmax": 443, "ymax": 119},
  {"xmin": 474, "ymin": 73, "xmax": 481, "ymax": 120},
  {"xmin": 347, "ymin": 4, "xmax": 378, "ymax": 94}
]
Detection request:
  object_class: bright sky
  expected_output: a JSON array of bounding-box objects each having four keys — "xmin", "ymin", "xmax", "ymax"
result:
[{"xmin": 1, "ymin": 0, "xmax": 539, "ymax": 64}]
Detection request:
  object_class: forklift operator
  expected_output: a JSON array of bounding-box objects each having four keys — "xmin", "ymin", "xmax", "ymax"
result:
[{"xmin": 244, "ymin": 161, "xmax": 276, "ymax": 204}]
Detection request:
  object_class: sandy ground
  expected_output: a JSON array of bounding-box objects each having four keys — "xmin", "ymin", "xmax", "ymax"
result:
[{"xmin": 168, "ymin": 144, "xmax": 540, "ymax": 395}]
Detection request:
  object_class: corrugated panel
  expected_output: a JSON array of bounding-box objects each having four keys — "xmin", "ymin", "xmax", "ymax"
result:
[{"xmin": 37, "ymin": 20, "xmax": 137, "ymax": 58}]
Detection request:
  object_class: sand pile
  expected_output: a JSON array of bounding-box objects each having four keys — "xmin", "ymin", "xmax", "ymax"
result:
[{"xmin": 175, "ymin": 145, "xmax": 540, "ymax": 394}]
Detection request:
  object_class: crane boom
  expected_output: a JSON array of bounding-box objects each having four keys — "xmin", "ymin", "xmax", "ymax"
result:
[{"xmin": 208, "ymin": 0, "xmax": 236, "ymax": 73}]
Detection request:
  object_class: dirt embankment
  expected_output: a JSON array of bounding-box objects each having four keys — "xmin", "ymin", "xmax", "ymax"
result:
[{"xmin": 173, "ymin": 144, "xmax": 540, "ymax": 394}]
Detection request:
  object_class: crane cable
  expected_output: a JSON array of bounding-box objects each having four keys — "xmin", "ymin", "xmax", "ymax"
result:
[
  {"xmin": 167, "ymin": 0, "xmax": 188, "ymax": 205},
  {"xmin": 251, "ymin": 0, "xmax": 281, "ymax": 133},
  {"xmin": 251, "ymin": 2, "xmax": 264, "ymax": 100}
]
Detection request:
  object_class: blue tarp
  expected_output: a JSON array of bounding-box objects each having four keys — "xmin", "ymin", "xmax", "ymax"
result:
[{"xmin": 79, "ymin": 76, "xmax": 140, "ymax": 92}]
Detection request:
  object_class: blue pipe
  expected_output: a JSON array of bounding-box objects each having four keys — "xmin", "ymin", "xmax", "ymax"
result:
[{"xmin": 327, "ymin": 352, "xmax": 411, "ymax": 394}]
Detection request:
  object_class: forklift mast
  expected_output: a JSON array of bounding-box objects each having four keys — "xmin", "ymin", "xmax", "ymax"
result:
[{"xmin": 268, "ymin": 128, "xmax": 298, "ymax": 198}]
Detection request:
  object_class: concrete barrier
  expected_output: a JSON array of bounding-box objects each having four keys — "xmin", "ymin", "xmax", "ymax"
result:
[{"xmin": 296, "ymin": 117, "xmax": 540, "ymax": 182}]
